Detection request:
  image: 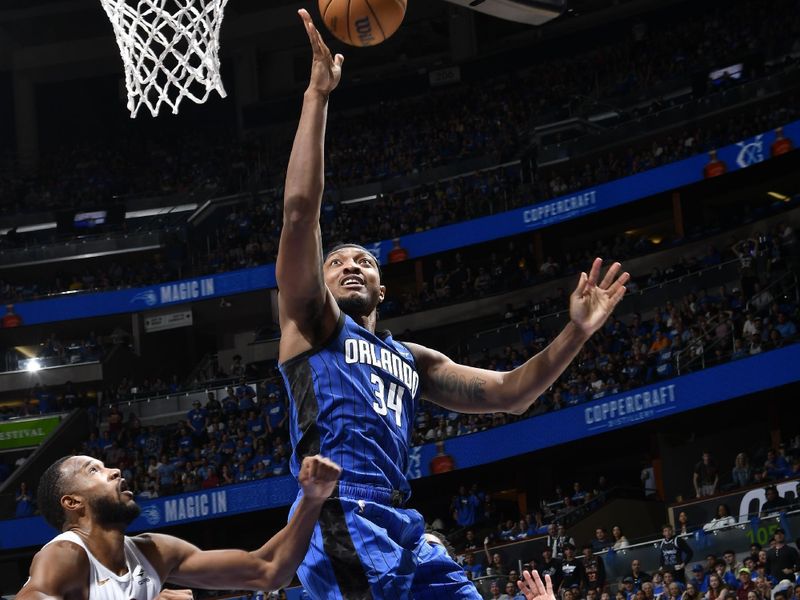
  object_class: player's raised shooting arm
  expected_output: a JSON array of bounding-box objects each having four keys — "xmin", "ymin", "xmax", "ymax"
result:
[
  {"xmin": 15, "ymin": 541, "xmax": 89, "ymax": 600},
  {"xmin": 276, "ymin": 10, "xmax": 343, "ymax": 331},
  {"xmin": 410, "ymin": 259, "xmax": 628, "ymax": 415},
  {"xmin": 145, "ymin": 455, "xmax": 341, "ymax": 591}
]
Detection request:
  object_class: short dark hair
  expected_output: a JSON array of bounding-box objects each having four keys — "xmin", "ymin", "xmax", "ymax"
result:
[
  {"xmin": 324, "ymin": 244, "xmax": 381, "ymax": 276},
  {"xmin": 37, "ymin": 456, "xmax": 74, "ymax": 531}
]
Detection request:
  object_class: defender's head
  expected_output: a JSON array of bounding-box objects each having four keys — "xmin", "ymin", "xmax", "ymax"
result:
[
  {"xmin": 323, "ymin": 244, "xmax": 385, "ymax": 318},
  {"xmin": 38, "ymin": 455, "xmax": 139, "ymax": 532}
]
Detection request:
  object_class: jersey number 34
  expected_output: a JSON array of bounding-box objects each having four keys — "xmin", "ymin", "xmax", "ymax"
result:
[{"xmin": 371, "ymin": 373, "xmax": 404, "ymax": 427}]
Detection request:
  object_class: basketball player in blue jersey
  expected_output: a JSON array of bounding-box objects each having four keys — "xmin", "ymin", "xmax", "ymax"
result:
[{"xmin": 279, "ymin": 10, "xmax": 630, "ymax": 600}]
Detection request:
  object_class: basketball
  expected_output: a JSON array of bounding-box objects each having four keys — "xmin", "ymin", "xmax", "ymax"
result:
[{"xmin": 318, "ymin": 0, "xmax": 407, "ymax": 47}]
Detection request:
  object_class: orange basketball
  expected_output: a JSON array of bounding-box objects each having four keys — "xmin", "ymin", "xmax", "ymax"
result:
[{"xmin": 318, "ymin": 0, "xmax": 407, "ymax": 47}]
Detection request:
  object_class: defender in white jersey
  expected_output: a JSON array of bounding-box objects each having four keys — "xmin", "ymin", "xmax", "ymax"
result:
[{"xmin": 15, "ymin": 453, "xmax": 341, "ymax": 600}]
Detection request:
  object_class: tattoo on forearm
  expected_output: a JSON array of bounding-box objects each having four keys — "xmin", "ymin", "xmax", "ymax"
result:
[{"xmin": 431, "ymin": 371, "xmax": 487, "ymax": 402}]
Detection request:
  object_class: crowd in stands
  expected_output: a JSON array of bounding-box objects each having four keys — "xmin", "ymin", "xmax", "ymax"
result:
[
  {"xmin": 188, "ymin": 91, "xmax": 800, "ymax": 288},
  {"xmin": 379, "ymin": 217, "xmax": 799, "ymax": 319},
  {"xmin": 0, "ymin": 0, "xmax": 796, "ymax": 310},
  {"xmin": 440, "ymin": 470, "xmax": 800, "ymax": 600},
  {"xmin": 407, "ymin": 229, "xmax": 800, "ymax": 448},
  {"xmin": 1, "ymin": 0, "xmax": 798, "ymax": 219},
  {"xmin": 3, "ymin": 235, "xmax": 790, "ymax": 508},
  {"xmin": 72, "ymin": 377, "xmax": 293, "ymax": 500},
  {"xmin": 1, "ymin": 84, "xmax": 797, "ymax": 308},
  {"xmin": 692, "ymin": 445, "xmax": 800, "ymax": 504},
  {"xmin": 432, "ymin": 437, "xmax": 800, "ymax": 554}
]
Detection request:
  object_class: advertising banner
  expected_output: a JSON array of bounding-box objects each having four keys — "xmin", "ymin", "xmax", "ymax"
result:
[
  {"xmin": 406, "ymin": 345, "xmax": 800, "ymax": 479},
  {"xmin": 0, "ymin": 346, "xmax": 797, "ymax": 550},
  {"xmin": 6, "ymin": 120, "xmax": 799, "ymax": 327},
  {"xmin": 669, "ymin": 478, "xmax": 800, "ymax": 532},
  {"xmin": 0, "ymin": 415, "xmax": 61, "ymax": 450}
]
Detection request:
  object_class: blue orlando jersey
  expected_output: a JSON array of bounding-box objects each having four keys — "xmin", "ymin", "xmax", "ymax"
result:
[{"xmin": 279, "ymin": 313, "xmax": 420, "ymax": 496}]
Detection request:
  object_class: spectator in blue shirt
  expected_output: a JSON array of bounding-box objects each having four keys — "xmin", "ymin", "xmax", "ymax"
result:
[
  {"xmin": 15, "ymin": 482, "xmax": 34, "ymax": 518},
  {"xmin": 452, "ymin": 485, "xmax": 482, "ymax": 527},
  {"xmin": 177, "ymin": 426, "xmax": 194, "ymax": 452},
  {"xmin": 591, "ymin": 528, "xmax": 613, "ymax": 553},
  {"xmin": 775, "ymin": 313, "xmax": 797, "ymax": 338},
  {"xmin": 621, "ymin": 577, "xmax": 636, "ymax": 600},
  {"xmin": 265, "ymin": 392, "xmax": 287, "ymax": 437},
  {"xmin": 143, "ymin": 426, "xmax": 162, "ymax": 459},
  {"xmin": 186, "ymin": 400, "xmax": 208, "ymax": 439},
  {"xmin": 712, "ymin": 561, "xmax": 737, "ymax": 589},
  {"xmin": 463, "ymin": 552, "xmax": 483, "ymax": 580},
  {"xmin": 156, "ymin": 453, "xmax": 177, "ymax": 495},
  {"xmin": 34, "ymin": 384, "xmax": 53, "ymax": 414},
  {"xmin": 762, "ymin": 451, "xmax": 792, "ymax": 481},
  {"xmin": 246, "ymin": 409, "xmax": 266, "ymax": 439},
  {"xmin": 233, "ymin": 460, "xmax": 253, "ymax": 482},
  {"xmin": 235, "ymin": 439, "xmax": 252, "ymax": 462},
  {"xmin": 222, "ymin": 387, "xmax": 239, "ymax": 416},
  {"xmin": 271, "ymin": 446, "xmax": 289, "ymax": 476},
  {"xmin": 236, "ymin": 377, "xmax": 256, "ymax": 407},
  {"xmin": 688, "ymin": 565, "xmax": 706, "ymax": 591}
]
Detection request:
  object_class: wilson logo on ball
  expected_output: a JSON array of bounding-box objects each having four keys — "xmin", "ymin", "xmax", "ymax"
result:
[
  {"xmin": 319, "ymin": 0, "xmax": 408, "ymax": 47},
  {"xmin": 355, "ymin": 17, "xmax": 376, "ymax": 45}
]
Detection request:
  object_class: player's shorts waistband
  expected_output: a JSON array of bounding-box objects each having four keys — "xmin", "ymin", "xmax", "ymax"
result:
[{"xmin": 335, "ymin": 481, "xmax": 408, "ymax": 508}]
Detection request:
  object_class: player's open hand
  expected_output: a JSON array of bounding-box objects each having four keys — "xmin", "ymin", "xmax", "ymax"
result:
[
  {"xmin": 298, "ymin": 9, "xmax": 344, "ymax": 97},
  {"xmin": 569, "ymin": 257, "xmax": 630, "ymax": 338},
  {"xmin": 298, "ymin": 455, "xmax": 341, "ymax": 502},
  {"xmin": 517, "ymin": 570, "xmax": 556, "ymax": 600}
]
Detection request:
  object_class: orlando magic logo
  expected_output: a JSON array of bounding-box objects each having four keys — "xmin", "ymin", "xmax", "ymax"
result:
[
  {"xmin": 140, "ymin": 505, "xmax": 161, "ymax": 526},
  {"xmin": 736, "ymin": 135, "xmax": 765, "ymax": 169},
  {"xmin": 130, "ymin": 289, "xmax": 158, "ymax": 307}
]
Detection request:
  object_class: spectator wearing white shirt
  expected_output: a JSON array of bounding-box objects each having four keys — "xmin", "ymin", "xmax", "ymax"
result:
[
  {"xmin": 703, "ymin": 504, "xmax": 736, "ymax": 531},
  {"xmin": 613, "ymin": 525, "xmax": 630, "ymax": 549}
]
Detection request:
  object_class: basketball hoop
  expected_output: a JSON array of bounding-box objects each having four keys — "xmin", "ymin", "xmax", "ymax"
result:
[{"xmin": 99, "ymin": 0, "xmax": 230, "ymax": 118}]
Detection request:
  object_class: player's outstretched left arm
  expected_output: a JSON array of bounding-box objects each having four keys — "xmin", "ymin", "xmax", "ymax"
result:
[
  {"xmin": 519, "ymin": 571, "xmax": 556, "ymax": 600},
  {"xmin": 409, "ymin": 258, "xmax": 629, "ymax": 415},
  {"xmin": 142, "ymin": 455, "xmax": 341, "ymax": 591}
]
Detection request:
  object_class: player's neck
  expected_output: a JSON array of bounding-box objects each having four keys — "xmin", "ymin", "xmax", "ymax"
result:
[
  {"xmin": 348, "ymin": 310, "xmax": 377, "ymax": 333},
  {"xmin": 70, "ymin": 521, "xmax": 128, "ymax": 575}
]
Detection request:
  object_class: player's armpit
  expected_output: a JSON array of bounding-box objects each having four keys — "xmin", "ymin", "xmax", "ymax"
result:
[{"xmin": 16, "ymin": 541, "xmax": 90, "ymax": 600}]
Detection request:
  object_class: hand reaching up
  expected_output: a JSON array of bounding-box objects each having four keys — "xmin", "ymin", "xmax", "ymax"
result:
[
  {"xmin": 517, "ymin": 570, "xmax": 556, "ymax": 600},
  {"xmin": 298, "ymin": 9, "xmax": 344, "ymax": 97}
]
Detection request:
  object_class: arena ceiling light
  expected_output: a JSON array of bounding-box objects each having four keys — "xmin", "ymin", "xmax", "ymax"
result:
[
  {"xmin": 767, "ymin": 191, "xmax": 790, "ymax": 202},
  {"xmin": 0, "ymin": 203, "xmax": 198, "ymax": 236},
  {"xmin": 341, "ymin": 194, "xmax": 379, "ymax": 205},
  {"xmin": 442, "ymin": 0, "xmax": 567, "ymax": 25}
]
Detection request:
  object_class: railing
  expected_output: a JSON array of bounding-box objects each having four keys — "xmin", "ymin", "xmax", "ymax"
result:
[
  {"xmin": 675, "ymin": 270, "xmax": 799, "ymax": 374},
  {"xmin": 465, "ymin": 508, "xmax": 800, "ymax": 598},
  {"xmin": 448, "ymin": 258, "xmax": 742, "ymax": 361},
  {"xmin": 537, "ymin": 63, "xmax": 800, "ymax": 165},
  {"xmin": 674, "ymin": 311, "xmax": 732, "ymax": 376},
  {"xmin": 745, "ymin": 270, "xmax": 800, "ymax": 313}
]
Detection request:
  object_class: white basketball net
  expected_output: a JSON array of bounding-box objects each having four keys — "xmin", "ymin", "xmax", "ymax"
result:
[{"xmin": 100, "ymin": 0, "xmax": 230, "ymax": 118}]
